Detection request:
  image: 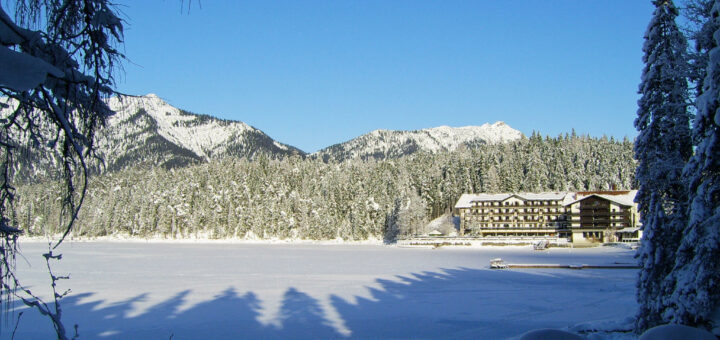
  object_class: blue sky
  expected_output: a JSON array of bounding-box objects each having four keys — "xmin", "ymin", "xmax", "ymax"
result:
[{"xmin": 116, "ymin": 1, "xmax": 654, "ymax": 153}]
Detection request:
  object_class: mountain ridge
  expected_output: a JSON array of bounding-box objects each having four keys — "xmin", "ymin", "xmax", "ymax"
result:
[
  {"xmin": 312, "ymin": 121, "xmax": 524, "ymax": 162},
  {"xmin": 110, "ymin": 94, "xmax": 524, "ymax": 165},
  {"xmin": 3, "ymin": 93, "xmax": 525, "ymax": 177}
]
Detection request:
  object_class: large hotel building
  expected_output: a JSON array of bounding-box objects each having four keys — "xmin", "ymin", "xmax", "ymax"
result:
[{"xmin": 454, "ymin": 190, "xmax": 641, "ymax": 245}]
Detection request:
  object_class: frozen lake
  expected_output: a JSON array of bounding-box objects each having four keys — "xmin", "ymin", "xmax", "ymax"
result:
[{"xmin": 5, "ymin": 241, "xmax": 638, "ymax": 339}]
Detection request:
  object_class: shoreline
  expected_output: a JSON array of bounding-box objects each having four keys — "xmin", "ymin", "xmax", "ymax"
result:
[
  {"xmin": 18, "ymin": 235, "xmax": 389, "ymax": 246},
  {"xmin": 16, "ymin": 235, "xmax": 634, "ymax": 252}
]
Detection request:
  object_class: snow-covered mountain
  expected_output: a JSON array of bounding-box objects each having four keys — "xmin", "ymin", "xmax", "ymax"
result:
[
  {"xmin": 96, "ymin": 94, "xmax": 304, "ymax": 171},
  {"xmin": 2, "ymin": 94, "xmax": 305, "ymax": 179},
  {"xmin": 313, "ymin": 122, "xmax": 524, "ymax": 162},
  {"xmin": 4, "ymin": 93, "xmax": 524, "ymax": 178}
]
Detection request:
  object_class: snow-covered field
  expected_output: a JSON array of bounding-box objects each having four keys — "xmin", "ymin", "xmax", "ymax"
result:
[{"xmin": 4, "ymin": 242, "xmax": 638, "ymax": 339}]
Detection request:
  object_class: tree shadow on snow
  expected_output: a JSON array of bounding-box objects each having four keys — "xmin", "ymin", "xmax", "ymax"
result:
[
  {"xmin": 331, "ymin": 267, "xmax": 637, "ymax": 339},
  {"xmin": 2, "ymin": 267, "xmax": 636, "ymax": 339},
  {"xmin": 3, "ymin": 287, "xmax": 343, "ymax": 339}
]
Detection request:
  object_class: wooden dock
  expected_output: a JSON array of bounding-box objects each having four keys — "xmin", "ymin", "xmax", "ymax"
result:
[{"xmin": 505, "ymin": 263, "xmax": 640, "ymax": 269}]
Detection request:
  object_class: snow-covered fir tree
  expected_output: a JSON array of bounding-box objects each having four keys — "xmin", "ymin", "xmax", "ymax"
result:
[
  {"xmin": 685, "ymin": 0, "xmax": 716, "ymax": 100},
  {"xmin": 634, "ymin": 0, "xmax": 693, "ymax": 332},
  {"xmin": 665, "ymin": 0, "xmax": 720, "ymax": 331}
]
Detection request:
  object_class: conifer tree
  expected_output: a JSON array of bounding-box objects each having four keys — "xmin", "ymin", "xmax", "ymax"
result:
[
  {"xmin": 666, "ymin": 0, "xmax": 720, "ymax": 330},
  {"xmin": 634, "ymin": 0, "xmax": 693, "ymax": 332},
  {"xmin": 685, "ymin": 0, "xmax": 716, "ymax": 99}
]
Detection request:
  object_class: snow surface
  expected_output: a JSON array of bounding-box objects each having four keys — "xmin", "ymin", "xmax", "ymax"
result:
[
  {"xmin": 424, "ymin": 214, "xmax": 458, "ymax": 236},
  {"xmin": 5, "ymin": 242, "xmax": 639, "ymax": 339},
  {"xmin": 0, "ymin": 9, "xmax": 64, "ymax": 92},
  {"xmin": 637, "ymin": 324, "xmax": 716, "ymax": 340},
  {"xmin": 0, "ymin": 45, "xmax": 64, "ymax": 91},
  {"xmin": 519, "ymin": 329, "xmax": 583, "ymax": 340}
]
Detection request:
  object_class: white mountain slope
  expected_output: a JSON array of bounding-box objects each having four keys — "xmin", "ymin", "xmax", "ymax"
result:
[
  {"xmin": 313, "ymin": 121, "xmax": 524, "ymax": 162},
  {"xmin": 106, "ymin": 94, "xmax": 252, "ymax": 160},
  {"xmin": 95, "ymin": 94, "xmax": 304, "ymax": 171}
]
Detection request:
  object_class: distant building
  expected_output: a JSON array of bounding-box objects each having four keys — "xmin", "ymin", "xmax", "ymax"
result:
[{"xmin": 454, "ymin": 190, "xmax": 641, "ymax": 245}]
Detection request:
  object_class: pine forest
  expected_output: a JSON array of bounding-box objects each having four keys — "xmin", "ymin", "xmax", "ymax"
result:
[{"xmin": 14, "ymin": 134, "xmax": 635, "ymax": 241}]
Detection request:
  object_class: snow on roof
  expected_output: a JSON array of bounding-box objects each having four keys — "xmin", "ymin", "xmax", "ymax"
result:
[
  {"xmin": 455, "ymin": 192, "xmax": 573, "ymax": 209},
  {"xmin": 454, "ymin": 193, "xmax": 478, "ymax": 209},
  {"xmin": 565, "ymin": 191, "xmax": 637, "ymax": 207},
  {"xmin": 515, "ymin": 192, "xmax": 571, "ymax": 201},
  {"xmin": 595, "ymin": 193, "xmax": 636, "ymax": 207},
  {"xmin": 473, "ymin": 193, "xmax": 514, "ymax": 201}
]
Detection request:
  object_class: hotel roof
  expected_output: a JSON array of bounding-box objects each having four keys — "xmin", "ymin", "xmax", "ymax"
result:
[
  {"xmin": 454, "ymin": 192, "xmax": 574, "ymax": 209},
  {"xmin": 566, "ymin": 191, "xmax": 637, "ymax": 207}
]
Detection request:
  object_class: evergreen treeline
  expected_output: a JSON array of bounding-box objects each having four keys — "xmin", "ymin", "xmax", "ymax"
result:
[{"xmin": 14, "ymin": 134, "xmax": 635, "ymax": 241}]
